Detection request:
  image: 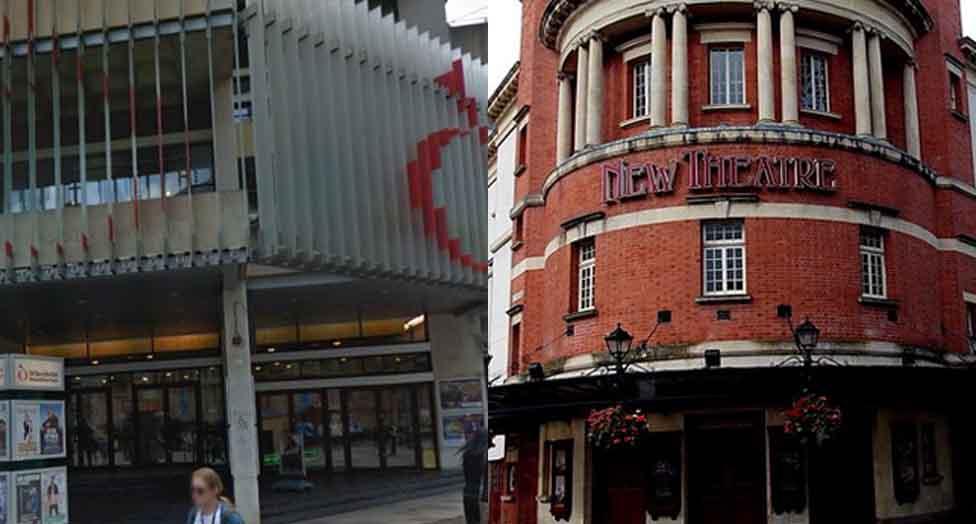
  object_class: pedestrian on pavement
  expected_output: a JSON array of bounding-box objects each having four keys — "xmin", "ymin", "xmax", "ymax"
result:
[
  {"xmin": 459, "ymin": 427, "xmax": 492, "ymax": 524},
  {"xmin": 187, "ymin": 467, "xmax": 245, "ymax": 524}
]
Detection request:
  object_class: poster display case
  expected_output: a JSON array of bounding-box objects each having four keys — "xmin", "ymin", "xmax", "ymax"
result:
[{"xmin": 0, "ymin": 357, "xmax": 67, "ymax": 524}]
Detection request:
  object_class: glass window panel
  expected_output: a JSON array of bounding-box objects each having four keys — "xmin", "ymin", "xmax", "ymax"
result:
[
  {"xmin": 346, "ymin": 390, "xmax": 380, "ymax": 469},
  {"xmin": 76, "ymin": 391, "xmax": 110, "ymax": 467},
  {"xmin": 259, "ymin": 394, "xmax": 289, "ymax": 469},
  {"xmin": 292, "ymin": 392, "xmax": 325, "ymax": 470}
]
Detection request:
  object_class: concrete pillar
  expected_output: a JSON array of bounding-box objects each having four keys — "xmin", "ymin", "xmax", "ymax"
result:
[
  {"xmin": 556, "ymin": 72, "xmax": 574, "ymax": 163},
  {"xmin": 573, "ymin": 41, "xmax": 589, "ymax": 151},
  {"xmin": 903, "ymin": 61, "xmax": 921, "ymax": 159},
  {"xmin": 670, "ymin": 4, "xmax": 688, "ymax": 126},
  {"xmin": 649, "ymin": 9, "xmax": 668, "ymax": 127},
  {"xmin": 868, "ymin": 31, "xmax": 887, "ymax": 140},
  {"xmin": 851, "ymin": 23, "xmax": 872, "ymax": 136},
  {"xmin": 779, "ymin": 4, "xmax": 799, "ymax": 124},
  {"xmin": 756, "ymin": 2, "xmax": 775, "ymax": 122},
  {"xmin": 221, "ymin": 266, "xmax": 260, "ymax": 524},
  {"xmin": 428, "ymin": 311, "xmax": 489, "ymax": 471},
  {"xmin": 585, "ymin": 33, "xmax": 604, "ymax": 146}
]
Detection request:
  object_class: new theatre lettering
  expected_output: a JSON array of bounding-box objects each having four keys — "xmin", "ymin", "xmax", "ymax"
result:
[{"xmin": 603, "ymin": 150, "xmax": 838, "ymax": 203}]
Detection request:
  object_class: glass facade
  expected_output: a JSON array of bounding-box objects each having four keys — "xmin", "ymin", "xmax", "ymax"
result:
[
  {"xmin": 258, "ymin": 383, "xmax": 438, "ymax": 473},
  {"xmin": 66, "ymin": 366, "xmax": 225, "ymax": 468}
]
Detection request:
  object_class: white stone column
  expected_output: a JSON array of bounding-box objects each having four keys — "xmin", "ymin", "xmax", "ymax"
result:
[
  {"xmin": 779, "ymin": 4, "xmax": 799, "ymax": 124},
  {"xmin": 868, "ymin": 30, "xmax": 887, "ymax": 140},
  {"xmin": 649, "ymin": 9, "xmax": 668, "ymax": 127},
  {"xmin": 556, "ymin": 72, "xmax": 574, "ymax": 163},
  {"xmin": 221, "ymin": 266, "xmax": 260, "ymax": 524},
  {"xmin": 670, "ymin": 4, "xmax": 688, "ymax": 126},
  {"xmin": 574, "ymin": 41, "xmax": 589, "ymax": 151},
  {"xmin": 586, "ymin": 33, "xmax": 604, "ymax": 146},
  {"xmin": 756, "ymin": 2, "xmax": 775, "ymax": 122},
  {"xmin": 851, "ymin": 23, "xmax": 872, "ymax": 136},
  {"xmin": 903, "ymin": 61, "xmax": 921, "ymax": 158}
]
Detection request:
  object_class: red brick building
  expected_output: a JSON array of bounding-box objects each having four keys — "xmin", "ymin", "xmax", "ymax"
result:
[{"xmin": 487, "ymin": 0, "xmax": 976, "ymax": 523}]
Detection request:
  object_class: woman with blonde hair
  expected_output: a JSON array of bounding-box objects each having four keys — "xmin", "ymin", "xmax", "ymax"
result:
[{"xmin": 185, "ymin": 467, "xmax": 245, "ymax": 524}]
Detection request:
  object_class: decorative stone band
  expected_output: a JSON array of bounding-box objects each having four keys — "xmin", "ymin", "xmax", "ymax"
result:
[
  {"xmin": 542, "ymin": 125, "xmax": 934, "ymax": 200},
  {"xmin": 510, "ymin": 202, "xmax": 976, "ymax": 279},
  {"xmin": 500, "ymin": 339, "xmax": 976, "ymax": 385}
]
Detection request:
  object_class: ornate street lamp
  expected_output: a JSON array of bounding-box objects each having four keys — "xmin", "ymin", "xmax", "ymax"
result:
[
  {"xmin": 604, "ymin": 323, "xmax": 634, "ymax": 369},
  {"xmin": 794, "ymin": 319, "xmax": 820, "ymax": 352}
]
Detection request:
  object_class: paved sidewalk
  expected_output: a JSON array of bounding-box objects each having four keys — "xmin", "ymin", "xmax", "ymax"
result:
[{"xmin": 295, "ymin": 491, "xmax": 464, "ymax": 524}]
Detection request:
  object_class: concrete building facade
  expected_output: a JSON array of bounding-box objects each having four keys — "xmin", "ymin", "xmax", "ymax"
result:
[
  {"xmin": 0, "ymin": 1, "xmax": 489, "ymax": 523},
  {"xmin": 488, "ymin": 0, "xmax": 976, "ymax": 523}
]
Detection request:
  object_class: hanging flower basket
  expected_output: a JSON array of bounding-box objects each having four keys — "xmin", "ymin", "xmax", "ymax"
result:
[
  {"xmin": 586, "ymin": 405, "xmax": 651, "ymax": 450},
  {"xmin": 783, "ymin": 392, "xmax": 843, "ymax": 445}
]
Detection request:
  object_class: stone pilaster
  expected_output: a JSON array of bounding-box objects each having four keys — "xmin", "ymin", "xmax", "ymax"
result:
[
  {"xmin": 556, "ymin": 72, "xmax": 574, "ymax": 163},
  {"xmin": 755, "ymin": 1, "xmax": 775, "ymax": 122},
  {"xmin": 670, "ymin": 4, "xmax": 689, "ymax": 126},
  {"xmin": 649, "ymin": 8, "xmax": 668, "ymax": 127},
  {"xmin": 574, "ymin": 40, "xmax": 589, "ymax": 151},
  {"xmin": 779, "ymin": 3, "xmax": 799, "ymax": 124},
  {"xmin": 903, "ymin": 60, "xmax": 921, "ymax": 158},
  {"xmin": 585, "ymin": 32, "xmax": 605, "ymax": 146},
  {"xmin": 851, "ymin": 23, "xmax": 872, "ymax": 136},
  {"xmin": 868, "ymin": 29, "xmax": 887, "ymax": 140}
]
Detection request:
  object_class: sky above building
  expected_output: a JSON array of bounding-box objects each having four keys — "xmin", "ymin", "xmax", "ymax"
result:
[{"xmin": 450, "ymin": 0, "xmax": 976, "ymax": 92}]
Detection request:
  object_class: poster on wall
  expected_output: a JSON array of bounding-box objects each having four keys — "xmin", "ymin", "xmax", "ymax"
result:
[
  {"xmin": 13, "ymin": 402, "xmax": 65, "ymax": 461},
  {"xmin": 438, "ymin": 380, "xmax": 483, "ymax": 410},
  {"xmin": 442, "ymin": 413, "xmax": 483, "ymax": 447},
  {"xmin": 10, "ymin": 358, "xmax": 63, "ymax": 391},
  {"xmin": 14, "ymin": 471, "xmax": 40, "ymax": 524},
  {"xmin": 40, "ymin": 469, "xmax": 66, "ymax": 524},
  {"xmin": 0, "ymin": 401, "xmax": 10, "ymax": 461},
  {"xmin": 0, "ymin": 473, "xmax": 8, "ymax": 524}
]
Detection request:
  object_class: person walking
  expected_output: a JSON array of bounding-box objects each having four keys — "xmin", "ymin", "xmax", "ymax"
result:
[
  {"xmin": 459, "ymin": 428, "xmax": 491, "ymax": 524},
  {"xmin": 186, "ymin": 468, "xmax": 245, "ymax": 524}
]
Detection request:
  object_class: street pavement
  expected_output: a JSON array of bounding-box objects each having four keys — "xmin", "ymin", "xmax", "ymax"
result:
[{"xmin": 293, "ymin": 491, "xmax": 465, "ymax": 524}]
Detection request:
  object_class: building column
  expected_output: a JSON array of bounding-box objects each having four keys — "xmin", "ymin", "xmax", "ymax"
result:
[
  {"xmin": 756, "ymin": 2, "xmax": 775, "ymax": 122},
  {"xmin": 851, "ymin": 23, "xmax": 872, "ymax": 136},
  {"xmin": 903, "ymin": 60, "xmax": 921, "ymax": 159},
  {"xmin": 649, "ymin": 8, "xmax": 668, "ymax": 127},
  {"xmin": 585, "ymin": 33, "xmax": 604, "ymax": 146},
  {"xmin": 868, "ymin": 30, "xmax": 887, "ymax": 140},
  {"xmin": 779, "ymin": 4, "xmax": 799, "ymax": 124},
  {"xmin": 556, "ymin": 72, "xmax": 574, "ymax": 163},
  {"xmin": 670, "ymin": 4, "xmax": 688, "ymax": 126},
  {"xmin": 573, "ymin": 41, "xmax": 589, "ymax": 151},
  {"xmin": 221, "ymin": 266, "xmax": 261, "ymax": 524}
]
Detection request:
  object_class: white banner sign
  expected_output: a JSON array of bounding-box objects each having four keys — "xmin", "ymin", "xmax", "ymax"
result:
[{"xmin": 10, "ymin": 358, "xmax": 63, "ymax": 392}]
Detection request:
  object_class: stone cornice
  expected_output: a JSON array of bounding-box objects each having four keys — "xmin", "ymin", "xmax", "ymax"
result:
[
  {"xmin": 486, "ymin": 60, "xmax": 520, "ymax": 121},
  {"xmin": 538, "ymin": 0, "xmax": 932, "ymax": 50}
]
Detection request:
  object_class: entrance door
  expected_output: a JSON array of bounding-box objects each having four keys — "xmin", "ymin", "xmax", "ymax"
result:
[
  {"xmin": 346, "ymin": 390, "xmax": 381, "ymax": 469},
  {"xmin": 136, "ymin": 385, "xmax": 200, "ymax": 465},
  {"xmin": 292, "ymin": 392, "xmax": 326, "ymax": 470},
  {"xmin": 73, "ymin": 390, "xmax": 111, "ymax": 467},
  {"xmin": 687, "ymin": 414, "xmax": 766, "ymax": 524},
  {"xmin": 592, "ymin": 450, "xmax": 646, "ymax": 524},
  {"xmin": 379, "ymin": 387, "xmax": 419, "ymax": 468},
  {"xmin": 808, "ymin": 411, "xmax": 874, "ymax": 524}
]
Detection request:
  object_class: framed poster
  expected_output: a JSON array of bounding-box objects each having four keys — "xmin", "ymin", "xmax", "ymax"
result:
[
  {"xmin": 891, "ymin": 422, "xmax": 920, "ymax": 505},
  {"xmin": 442, "ymin": 413, "xmax": 483, "ymax": 447},
  {"xmin": 0, "ymin": 473, "xmax": 8, "ymax": 524},
  {"xmin": 438, "ymin": 379, "xmax": 483, "ymax": 410},
  {"xmin": 40, "ymin": 469, "xmax": 66, "ymax": 524},
  {"xmin": 13, "ymin": 402, "xmax": 65, "ymax": 461},
  {"xmin": 10, "ymin": 357, "xmax": 63, "ymax": 392},
  {"xmin": 548, "ymin": 440, "xmax": 573, "ymax": 522},
  {"xmin": 769, "ymin": 428, "xmax": 807, "ymax": 515},
  {"xmin": 645, "ymin": 432, "xmax": 682, "ymax": 521},
  {"xmin": 14, "ymin": 471, "xmax": 40, "ymax": 524},
  {"xmin": 0, "ymin": 401, "xmax": 10, "ymax": 461}
]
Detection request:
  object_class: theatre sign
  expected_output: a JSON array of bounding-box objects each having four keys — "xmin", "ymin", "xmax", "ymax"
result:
[{"xmin": 603, "ymin": 150, "xmax": 839, "ymax": 203}]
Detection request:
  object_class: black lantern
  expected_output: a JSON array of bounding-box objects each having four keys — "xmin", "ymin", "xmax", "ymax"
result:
[
  {"xmin": 794, "ymin": 319, "xmax": 820, "ymax": 351},
  {"xmin": 604, "ymin": 323, "xmax": 634, "ymax": 363}
]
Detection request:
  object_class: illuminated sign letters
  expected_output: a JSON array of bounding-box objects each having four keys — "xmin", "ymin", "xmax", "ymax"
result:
[{"xmin": 603, "ymin": 150, "xmax": 838, "ymax": 203}]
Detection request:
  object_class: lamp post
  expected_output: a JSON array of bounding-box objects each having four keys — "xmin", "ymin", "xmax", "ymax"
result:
[
  {"xmin": 604, "ymin": 323, "xmax": 635, "ymax": 376},
  {"xmin": 793, "ymin": 318, "xmax": 820, "ymax": 382}
]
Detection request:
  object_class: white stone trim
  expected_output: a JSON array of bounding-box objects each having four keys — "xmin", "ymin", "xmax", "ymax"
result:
[
  {"xmin": 796, "ymin": 28, "xmax": 841, "ymax": 55},
  {"xmin": 696, "ymin": 22, "xmax": 753, "ymax": 44},
  {"xmin": 490, "ymin": 230, "xmax": 513, "ymax": 254},
  {"xmin": 508, "ymin": 203, "xmax": 976, "ymax": 279},
  {"xmin": 618, "ymin": 37, "xmax": 652, "ymax": 63},
  {"xmin": 963, "ymin": 291, "xmax": 976, "ymax": 304}
]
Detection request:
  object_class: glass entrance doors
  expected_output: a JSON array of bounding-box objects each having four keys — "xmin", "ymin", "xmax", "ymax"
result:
[
  {"xmin": 135, "ymin": 384, "xmax": 200, "ymax": 466},
  {"xmin": 71, "ymin": 390, "xmax": 111, "ymax": 467},
  {"xmin": 258, "ymin": 384, "xmax": 436, "ymax": 473}
]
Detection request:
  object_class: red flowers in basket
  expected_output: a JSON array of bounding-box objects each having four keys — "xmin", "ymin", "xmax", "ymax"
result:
[
  {"xmin": 586, "ymin": 404, "xmax": 652, "ymax": 450},
  {"xmin": 783, "ymin": 392, "xmax": 843, "ymax": 445}
]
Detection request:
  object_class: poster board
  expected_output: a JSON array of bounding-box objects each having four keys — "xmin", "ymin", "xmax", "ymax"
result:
[
  {"xmin": 14, "ymin": 470, "xmax": 40, "ymax": 524},
  {"xmin": 8, "ymin": 358, "xmax": 63, "ymax": 392},
  {"xmin": 39, "ymin": 469, "xmax": 66, "ymax": 524},
  {"xmin": 12, "ymin": 402, "xmax": 65, "ymax": 462},
  {"xmin": 0, "ymin": 402, "xmax": 10, "ymax": 461},
  {"xmin": 437, "ymin": 378, "xmax": 485, "ymax": 447}
]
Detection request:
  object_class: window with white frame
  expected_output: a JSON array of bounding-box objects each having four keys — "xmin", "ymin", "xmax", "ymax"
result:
[
  {"xmin": 860, "ymin": 228, "xmax": 887, "ymax": 299},
  {"xmin": 577, "ymin": 240, "xmax": 596, "ymax": 311},
  {"xmin": 702, "ymin": 222, "xmax": 746, "ymax": 296},
  {"xmin": 801, "ymin": 52, "xmax": 830, "ymax": 112},
  {"xmin": 632, "ymin": 60, "xmax": 649, "ymax": 118},
  {"xmin": 709, "ymin": 47, "xmax": 745, "ymax": 106},
  {"xmin": 966, "ymin": 302, "xmax": 976, "ymax": 353},
  {"xmin": 949, "ymin": 70, "xmax": 962, "ymax": 112}
]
